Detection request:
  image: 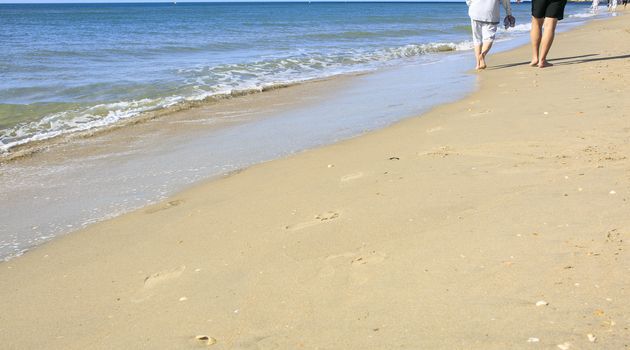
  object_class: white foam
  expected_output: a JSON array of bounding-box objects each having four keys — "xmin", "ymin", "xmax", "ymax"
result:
[
  {"xmin": 570, "ymin": 12, "xmax": 597, "ymax": 18},
  {"xmin": 2, "ymin": 38, "xmax": 485, "ymax": 155}
]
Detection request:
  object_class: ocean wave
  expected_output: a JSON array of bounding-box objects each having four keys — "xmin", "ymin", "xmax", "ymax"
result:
[
  {"xmin": 497, "ymin": 22, "xmax": 532, "ymax": 34},
  {"xmin": 0, "ymin": 39, "xmax": 471, "ymax": 154},
  {"xmin": 569, "ymin": 12, "xmax": 597, "ymax": 18}
]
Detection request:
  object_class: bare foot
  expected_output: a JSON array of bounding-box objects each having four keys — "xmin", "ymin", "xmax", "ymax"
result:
[
  {"xmin": 529, "ymin": 59, "xmax": 538, "ymax": 67},
  {"xmin": 479, "ymin": 55, "xmax": 487, "ymax": 70},
  {"xmin": 538, "ymin": 60, "xmax": 553, "ymax": 68}
]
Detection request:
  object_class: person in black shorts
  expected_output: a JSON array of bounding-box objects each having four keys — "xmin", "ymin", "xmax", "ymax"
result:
[{"xmin": 530, "ymin": 0, "xmax": 567, "ymax": 68}]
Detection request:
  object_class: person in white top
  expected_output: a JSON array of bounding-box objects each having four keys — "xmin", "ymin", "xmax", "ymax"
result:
[
  {"xmin": 467, "ymin": 0, "xmax": 515, "ymax": 69},
  {"xmin": 609, "ymin": 0, "xmax": 618, "ymax": 11},
  {"xmin": 592, "ymin": 0, "xmax": 600, "ymax": 12}
]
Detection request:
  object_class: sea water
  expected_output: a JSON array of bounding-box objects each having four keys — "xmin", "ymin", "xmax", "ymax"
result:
[
  {"xmin": 0, "ymin": 2, "xmax": 603, "ymax": 260},
  {"xmin": 0, "ymin": 1, "xmax": 598, "ymax": 152}
]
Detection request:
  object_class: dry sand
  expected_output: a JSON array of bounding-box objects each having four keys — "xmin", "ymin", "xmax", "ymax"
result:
[{"xmin": 1, "ymin": 13, "xmax": 629, "ymax": 350}]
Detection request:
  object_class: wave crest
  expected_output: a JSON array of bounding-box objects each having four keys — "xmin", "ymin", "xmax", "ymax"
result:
[{"xmin": 1, "ymin": 39, "xmax": 473, "ymax": 154}]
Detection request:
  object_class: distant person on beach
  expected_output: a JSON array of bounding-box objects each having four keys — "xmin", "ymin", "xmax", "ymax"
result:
[
  {"xmin": 609, "ymin": 0, "xmax": 618, "ymax": 11},
  {"xmin": 466, "ymin": 0, "xmax": 515, "ymax": 70},
  {"xmin": 530, "ymin": 0, "xmax": 568, "ymax": 68},
  {"xmin": 609, "ymin": 0, "xmax": 617, "ymax": 11},
  {"xmin": 592, "ymin": 0, "xmax": 600, "ymax": 12}
]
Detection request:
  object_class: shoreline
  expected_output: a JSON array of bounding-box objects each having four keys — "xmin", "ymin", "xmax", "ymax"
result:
[
  {"xmin": 0, "ymin": 2, "xmax": 600, "ymax": 163},
  {"xmin": 2, "ymin": 11, "xmax": 630, "ymax": 349},
  {"xmin": 0, "ymin": 43, "xmax": 473, "ymax": 161},
  {"xmin": 0, "ymin": 5, "xmax": 604, "ymax": 261},
  {"xmin": 0, "ymin": 74, "xmax": 359, "ymax": 163},
  {"xmin": 1, "ymin": 43, "xmax": 478, "ymax": 261}
]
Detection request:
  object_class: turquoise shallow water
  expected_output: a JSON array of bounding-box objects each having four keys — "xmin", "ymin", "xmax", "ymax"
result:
[{"xmin": 0, "ymin": 2, "xmax": 597, "ymax": 153}]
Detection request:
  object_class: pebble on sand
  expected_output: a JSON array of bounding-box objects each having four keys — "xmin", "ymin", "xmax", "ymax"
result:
[
  {"xmin": 587, "ymin": 334, "xmax": 597, "ymax": 342},
  {"xmin": 527, "ymin": 337, "xmax": 540, "ymax": 343},
  {"xmin": 535, "ymin": 300, "xmax": 549, "ymax": 306}
]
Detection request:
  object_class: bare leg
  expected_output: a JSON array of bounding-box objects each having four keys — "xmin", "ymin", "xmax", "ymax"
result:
[
  {"xmin": 538, "ymin": 17, "xmax": 558, "ymax": 68},
  {"xmin": 530, "ymin": 17, "xmax": 544, "ymax": 66},
  {"xmin": 479, "ymin": 41, "xmax": 493, "ymax": 69},
  {"xmin": 474, "ymin": 44, "xmax": 482, "ymax": 70}
]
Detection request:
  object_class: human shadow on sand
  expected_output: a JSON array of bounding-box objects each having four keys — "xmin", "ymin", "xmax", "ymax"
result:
[
  {"xmin": 486, "ymin": 53, "xmax": 599, "ymax": 70},
  {"xmin": 553, "ymin": 53, "xmax": 630, "ymax": 65}
]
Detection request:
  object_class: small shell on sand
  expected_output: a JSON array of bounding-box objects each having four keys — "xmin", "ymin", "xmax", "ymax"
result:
[
  {"xmin": 535, "ymin": 300, "xmax": 549, "ymax": 306},
  {"xmin": 179, "ymin": 297, "xmax": 188, "ymax": 301},
  {"xmin": 587, "ymin": 334, "xmax": 597, "ymax": 342},
  {"xmin": 557, "ymin": 342, "xmax": 571, "ymax": 350},
  {"xmin": 195, "ymin": 335, "xmax": 217, "ymax": 346},
  {"xmin": 527, "ymin": 337, "xmax": 540, "ymax": 343},
  {"xmin": 609, "ymin": 190, "xmax": 616, "ymax": 195}
]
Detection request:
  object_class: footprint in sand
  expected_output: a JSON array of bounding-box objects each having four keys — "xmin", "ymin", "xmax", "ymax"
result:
[
  {"xmin": 132, "ymin": 265, "xmax": 186, "ymax": 302},
  {"xmin": 145, "ymin": 199, "xmax": 184, "ymax": 214},
  {"xmin": 315, "ymin": 211, "xmax": 340, "ymax": 221},
  {"xmin": 423, "ymin": 146, "xmax": 457, "ymax": 158},
  {"xmin": 349, "ymin": 250, "xmax": 387, "ymax": 285},
  {"xmin": 350, "ymin": 250, "xmax": 387, "ymax": 266},
  {"xmin": 325, "ymin": 251, "xmax": 358, "ymax": 261},
  {"xmin": 285, "ymin": 211, "xmax": 340, "ymax": 231},
  {"xmin": 143, "ymin": 265, "xmax": 186, "ymax": 288},
  {"xmin": 470, "ymin": 109, "xmax": 492, "ymax": 117},
  {"xmin": 426, "ymin": 126, "xmax": 443, "ymax": 133},
  {"xmin": 318, "ymin": 248, "xmax": 387, "ymax": 283},
  {"xmin": 232, "ymin": 334, "xmax": 279, "ymax": 350},
  {"xmin": 317, "ymin": 252, "xmax": 356, "ymax": 277},
  {"xmin": 340, "ymin": 172, "xmax": 364, "ymax": 182},
  {"xmin": 606, "ymin": 229, "xmax": 623, "ymax": 244}
]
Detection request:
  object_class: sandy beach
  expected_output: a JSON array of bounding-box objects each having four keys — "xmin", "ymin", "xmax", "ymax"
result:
[{"xmin": 1, "ymin": 11, "xmax": 629, "ymax": 350}]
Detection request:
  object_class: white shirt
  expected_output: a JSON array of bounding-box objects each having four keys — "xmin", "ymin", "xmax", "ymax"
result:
[{"xmin": 467, "ymin": 0, "xmax": 512, "ymax": 23}]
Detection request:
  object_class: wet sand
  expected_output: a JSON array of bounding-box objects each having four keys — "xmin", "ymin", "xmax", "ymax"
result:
[
  {"xmin": 1, "ymin": 12, "xmax": 629, "ymax": 350},
  {"xmin": 0, "ymin": 55, "xmax": 474, "ymax": 260}
]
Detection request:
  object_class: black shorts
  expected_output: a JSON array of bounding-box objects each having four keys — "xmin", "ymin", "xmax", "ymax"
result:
[{"xmin": 532, "ymin": 0, "xmax": 568, "ymax": 20}]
